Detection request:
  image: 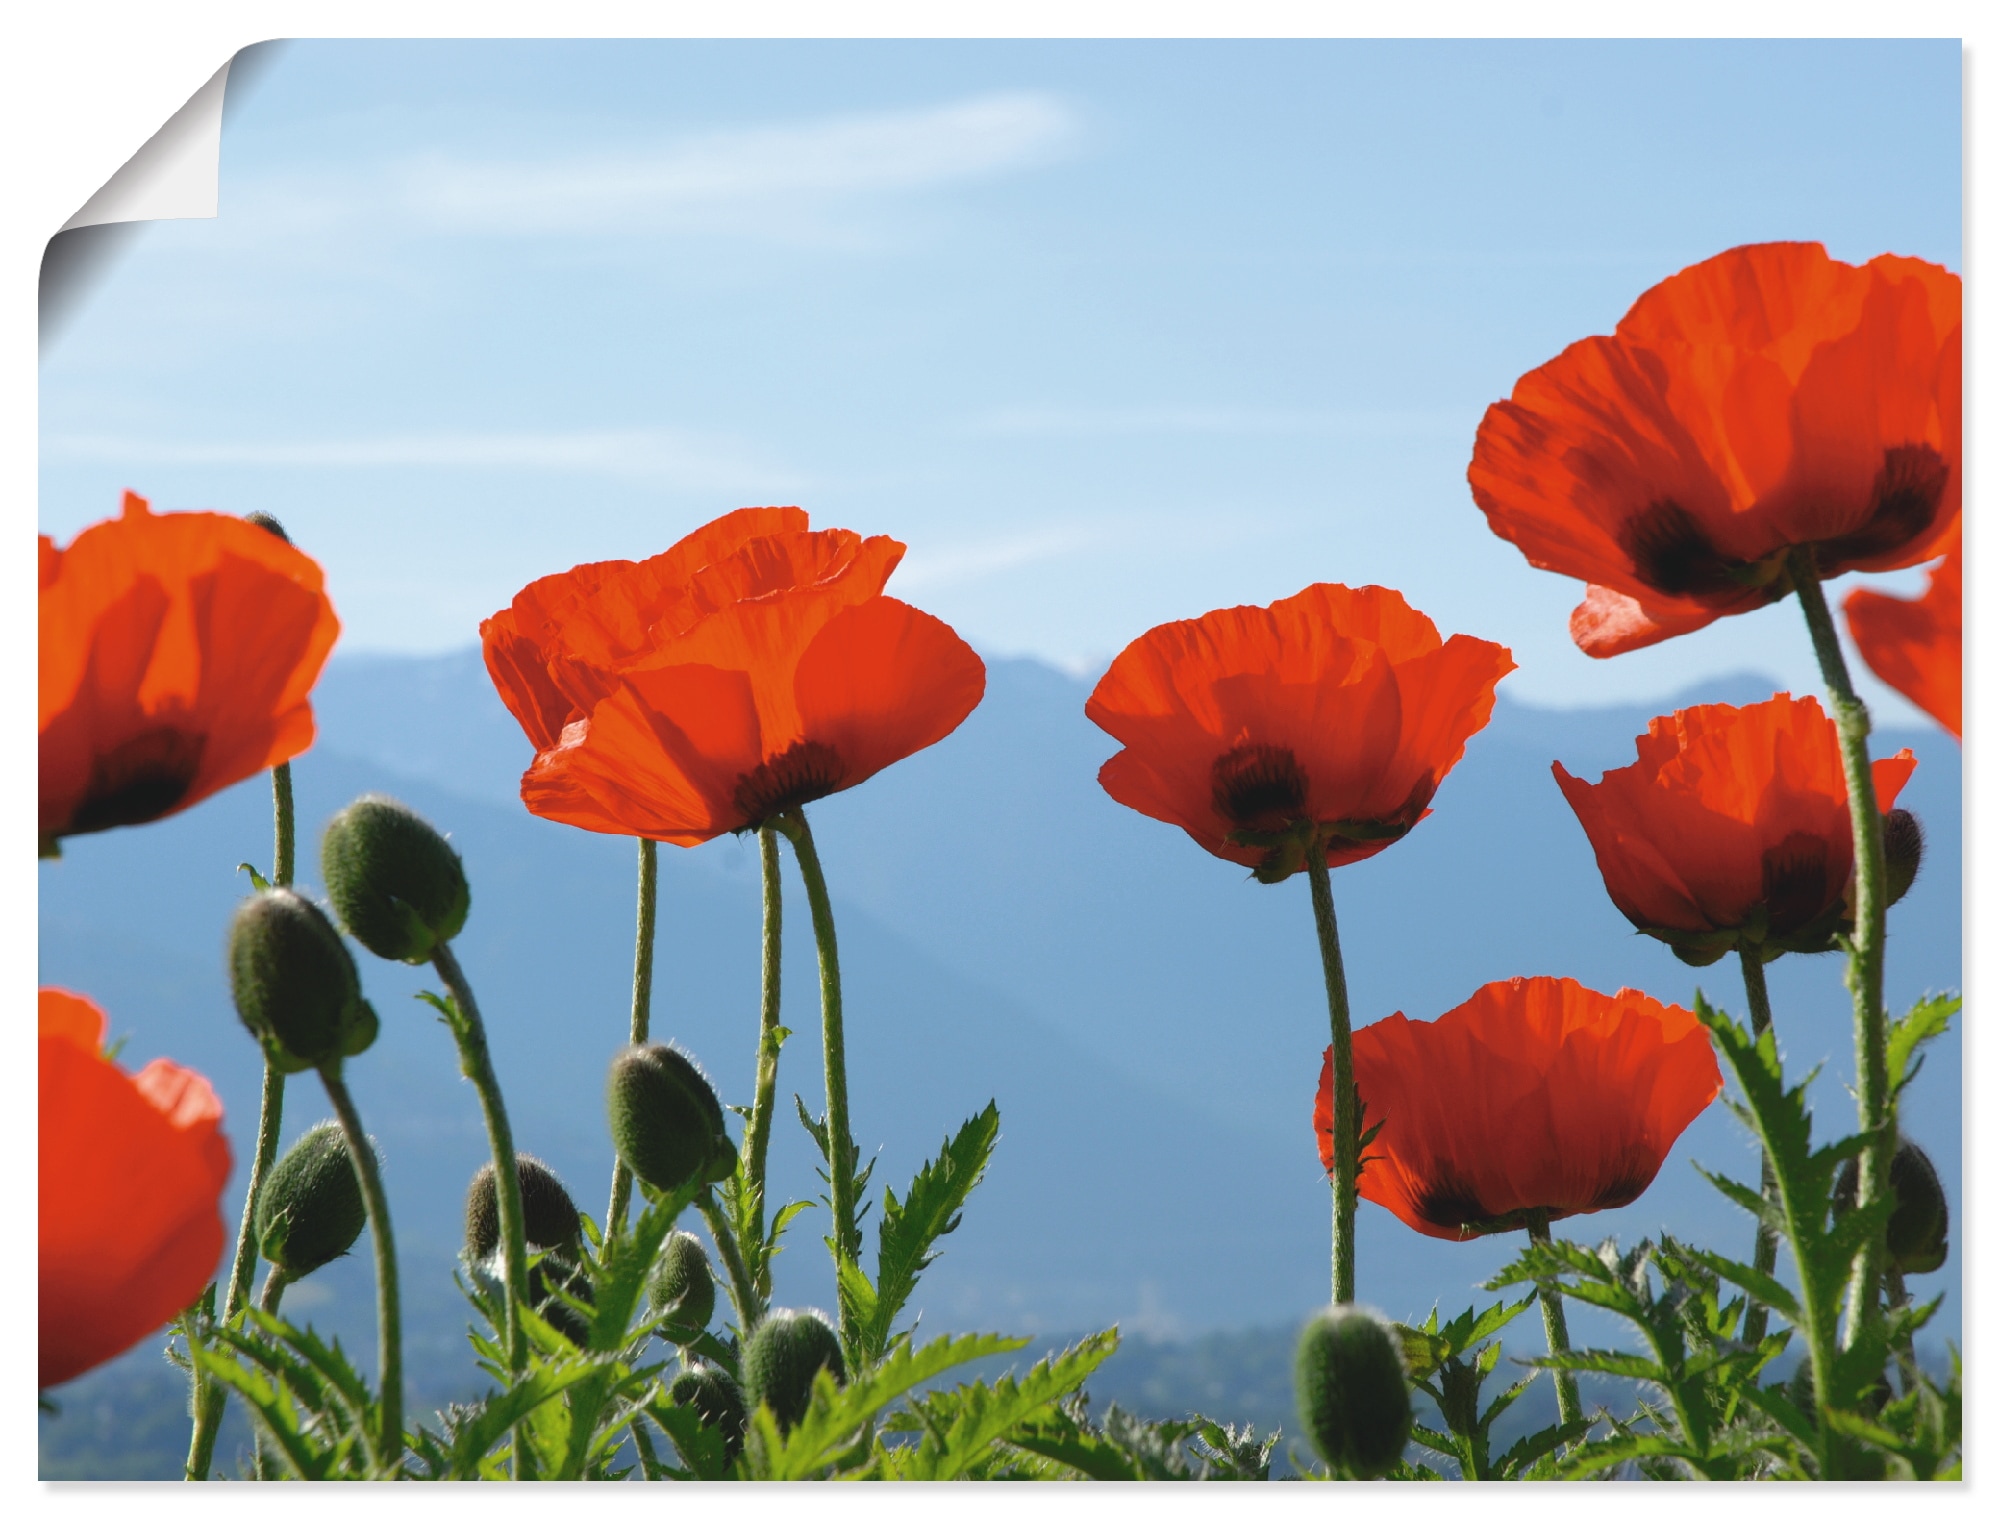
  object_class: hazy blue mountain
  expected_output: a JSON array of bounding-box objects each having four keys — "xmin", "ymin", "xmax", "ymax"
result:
[{"xmin": 39, "ymin": 645, "xmax": 1961, "ymax": 1475}]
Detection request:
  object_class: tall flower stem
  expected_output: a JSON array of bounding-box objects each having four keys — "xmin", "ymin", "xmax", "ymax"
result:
[
  {"xmin": 696, "ymin": 1192, "xmax": 766, "ymax": 1335},
  {"xmin": 1790, "ymin": 549, "xmax": 1892, "ymax": 1348},
  {"xmin": 1305, "ymin": 850, "xmax": 1357, "ymax": 1305},
  {"xmin": 607, "ymin": 837, "xmax": 659, "ymax": 1239},
  {"xmin": 774, "ymin": 810, "xmax": 861, "ymax": 1320},
  {"xmin": 1527, "ymin": 1214, "xmax": 1582, "ymax": 1429},
  {"xmin": 1736, "ymin": 946, "xmax": 1782, "ymax": 1345},
  {"xmin": 740, "ymin": 826, "xmax": 786, "ymax": 1293},
  {"xmin": 431, "ymin": 942, "xmax": 528, "ymax": 1376},
  {"xmin": 184, "ymin": 760, "xmax": 294, "ymax": 1482},
  {"xmin": 318, "ymin": 1065, "xmax": 401, "ymax": 1477}
]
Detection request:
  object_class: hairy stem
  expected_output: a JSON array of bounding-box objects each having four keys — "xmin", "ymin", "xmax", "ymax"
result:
[
  {"xmin": 1306, "ymin": 851, "xmax": 1357, "ymax": 1305},
  {"xmin": 1527, "ymin": 1215, "xmax": 1582, "ymax": 1429},
  {"xmin": 1737, "ymin": 946, "xmax": 1782, "ymax": 1346},
  {"xmin": 696, "ymin": 1191, "xmax": 766, "ymax": 1336},
  {"xmin": 318, "ymin": 1066, "xmax": 400, "ymax": 1476},
  {"xmin": 1790, "ymin": 550, "xmax": 1892, "ymax": 1351},
  {"xmin": 741, "ymin": 826, "xmax": 785, "ymax": 1295},
  {"xmin": 607, "ymin": 837, "xmax": 659, "ymax": 1240},
  {"xmin": 432, "ymin": 942, "xmax": 528, "ymax": 1378},
  {"xmin": 257, "ymin": 1267, "xmax": 289, "ymax": 1317}
]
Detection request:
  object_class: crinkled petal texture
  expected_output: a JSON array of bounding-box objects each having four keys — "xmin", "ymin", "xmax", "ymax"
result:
[
  {"xmin": 39, "ymin": 988, "xmax": 231, "ymax": 1389},
  {"xmin": 1554, "ymin": 694, "xmax": 1916, "ymax": 944},
  {"xmin": 484, "ymin": 508, "xmax": 985, "ymax": 843},
  {"xmin": 1320, "ymin": 977, "xmax": 1721, "ymax": 1242},
  {"xmin": 1086, "ymin": 584, "xmax": 1514, "ymax": 876},
  {"xmin": 1846, "ymin": 543, "xmax": 1961, "ymax": 739},
  {"xmin": 1470, "ymin": 242, "xmax": 1961, "ymax": 657},
  {"xmin": 39, "ymin": 492, "xmax": 340, "ymax": 845}
]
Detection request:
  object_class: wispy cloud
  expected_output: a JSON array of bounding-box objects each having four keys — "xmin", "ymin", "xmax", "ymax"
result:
[
  {"xmin": 391, "ymin": 92, "xmax": 1080, "ymax": 238},
  {"xmin": 959, "ymin": 404, "xmax": 1478, "ymax": 439},
  {"xmin": 894, "ymin": 523, "xmax": 1102, "ymax": 591},
  {"xmin": 43, "ymin": 428, "xmax": 807, "ymax": 493}
]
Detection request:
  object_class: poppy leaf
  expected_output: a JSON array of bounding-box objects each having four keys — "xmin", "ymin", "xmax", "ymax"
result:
[
  {"xmin": 1494, "ymin": 1416, "xmax": 1596, "ymax": 1479},
  {"xmin": 794, "ymin": 1094, "xmax": 831, "ymax": 1163},
  {"xmin": 1886, "ymin": 994, "xmax": 1960, "ymax": 1098},
  {"xmin": 1693, "ymin": 1164, "xmax": 1785, "ymax": 1233},
  {"xmin": 237, "ymin": 861, "xmax": 272, "ymax": 892}
]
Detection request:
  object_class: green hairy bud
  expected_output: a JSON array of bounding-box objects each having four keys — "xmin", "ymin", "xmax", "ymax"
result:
[
  {"xmin": 646, "ymin": 1230, "xmax": 716, "ymax": 1343},
  {"xmin": 227, "ymin": 887, "xmax": 377, "ymax": 1072},
  {"xmin": 464, "ymin": 1154, "xmax": 582, "ymax": 1262},
  {"xmin": 742, "ymin": 1308, "xmax": 846, "ymax": 1433},
  {"xmin": 255, "ymin": 1121, "xmax": 366, "ymax": 1278},
  {"xmin": 606, "ymin": 1044, "xmax": 734, "ymax": 1193},
  {"xmin": 1834, "ymin": 1136, "xmax": 1950, "ymax": 1276},
  {"xmin": 1294, "ymin": 1305, "xmax": 1411, "ymax": 1479},
  {"xmin": 668, "ymin": 1365, "xmax": 748, "ymax": 1461},
  {"xmin": 320, "ymin": 794, "xmax": 470, "ymax": 964}
]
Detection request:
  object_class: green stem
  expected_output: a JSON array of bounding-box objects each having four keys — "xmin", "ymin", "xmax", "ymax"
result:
[
  {"xmin": 258, "ymin": 1267, "xmax": 289, "ymax": 1317},
  {"xmin": 696, "ymin": 1192, "xmax": 766, "ymax": 1336},
  {"xmin": 431, "ymin": 942, "xmax": 528, "ymax": 1379},
  {"xmin": 1790, "ymin": 550, "xmax": 1892, "ymax": 1350},
  {"xmin": 1527, "ymin": 1215, "xmax": 1582, "ymax": 1429},
  {"xmin": 607, "ymin": 837, "xmax": 659, "ymax": 1240},
  {"xmin": 184, "ymin": 761, "xmax": 295, "ymax": 1481},
  {"xmin": 317, "ymin": 1066, "xmax": 400, "ymax": 1477},
  {"xmin": 741, "ymin": 826, "xmax": 785, "ymax": 1295},
  {"xmin": 1305, "ymin": 851, "xmax": 1357, "ymax": 1305},
  {"xmin": 1737, "ymin": 947, "xmax": 1782, "ymax": 1347},
  {"xmin": 774, "ymin": 811, "xmax": 860, "ymax": 1316}
]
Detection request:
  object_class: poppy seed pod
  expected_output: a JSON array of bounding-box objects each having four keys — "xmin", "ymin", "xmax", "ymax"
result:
[
  {"xmin": 606, "ymin": 1044, "xmax": 734, "ymax": 1194},
  {"xmin": 1883, "ymin": 809, "xmax": 1925, "ymax": 908},
  {"xmin": 255, "ymin": 1120, "xmax": 366, "ymax": 1279},
  {"xmin": 464, "ymin": 1154, "xmax": 582, "ymax": 1261},
  {"xmin": 668, "ymin": 1365, "xmax": 749, "ymax": 1461},
  {"xmin": 320, "ymin": 795, "xmax": 470, "ymax": 964},
  {"xmin": 227, "ymin": 888, "xmax": 377, "ymax": 1072},
  {"xmin": 243, "ymin": 511, "xmax": 291, "ymax": 542},
  {"xmin": 1294, "ymin": 1305, "xmax": 1412, "ymax": 1479},
  {"xmin": 742, "ymin": 1307, "xmax": 846, "ymax": 1434},
  {"xmin": 1834, "ymin": 1137, "xmax": 1950, "ymax": 1276},
  {"xmin": 646, "ymin": 1230, "xmax": 717, "ymax": 1343}
]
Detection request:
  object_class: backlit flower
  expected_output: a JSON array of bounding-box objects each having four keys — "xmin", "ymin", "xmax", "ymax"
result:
[
  {"xmin": 39, "ymin": 492, "xmax": 340, "ymax": 851},
  {"xmin": 1318, "ymin": 976, "xmax": 1720, "ymax": 1241},
  {"xmin": 39, "ymin": 988, "xmax": 232, "ymax": 1389},
  {"xmin": 1470, "ymin": 242, "xmax": 1960, "ymax": 657},
  {"xmin": 1085, "ymin": 584, "xmax": 1514, "ymax": 883},
  {"xmin": 1845, "ymin": 541, "xmax": 1961, "ymax": 739},
  {"xmin": 1554, "ymin": 694, "xmax": 1917, "ymax": 965},
  {"xmin": 482, "ymin": 508, "xmax": 986, "ymax": 843}
]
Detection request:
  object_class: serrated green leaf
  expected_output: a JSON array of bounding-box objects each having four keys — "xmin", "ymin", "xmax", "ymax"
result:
[
  {"xmin": 1684, "ymin": 1247, "xmax": 1803, "ymax": 1325},
  {"xmin": 237, "ymin": 861, "xmax": 272, "ymax": 891},
  {"xmin": 1887, "ymin": 995, "xmax": 1959, "ymax": 1097},
  {"xmin": 647, "ymin": 1393, "xmax": 735, "ymax": 1479},
  {"xmin": 1494, "ymin": 1416, "xmax": 1593, "ymax": 1478},
  {"xmin": 889, "ymin": 1330, "xmax": 1120, "ymax": 1481}
]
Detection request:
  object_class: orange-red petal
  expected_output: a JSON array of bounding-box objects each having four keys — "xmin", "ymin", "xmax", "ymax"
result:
[{"xmin": 1846, "ymin": 544, "xmax": 1961, "ymax": 739}]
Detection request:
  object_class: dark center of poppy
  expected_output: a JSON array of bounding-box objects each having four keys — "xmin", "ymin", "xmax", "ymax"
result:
[
  {"xmin": 1407, "ymin": 1162, "xmax": 1498, "ymax": 1233},
  {"xmin": 1211, "ymin": 743, "xmax": 1309, "ymax": 831},
  {"xmin": 67, "ymin": 726, "xmax": 207, "ymax": 837},
  {"xmin": 1585, "ymin": 1148, "xmax": 1661, "ymax": 1213},
  {"xmin": 1615, "ymin": 499, "xmax": 1746, "ymax": 599},
  {"xmin": 1760, "ymin": 831, "xmax": 1836, "ymax": 939},
  {"xmin": 1813, "ymin": 444, "xmax": 1950, "ymax": 570},
  {"xmin": 732, "ymin": 739, "xmax": 849, "ymax": 827}
]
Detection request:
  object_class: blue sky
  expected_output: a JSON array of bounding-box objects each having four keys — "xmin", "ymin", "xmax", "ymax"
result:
[{"xmin": 37, "ymin": 38, "xmax": 1961, "ymax": 713}]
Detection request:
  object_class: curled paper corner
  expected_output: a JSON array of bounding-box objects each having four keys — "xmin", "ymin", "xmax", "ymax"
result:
[{"xmin": 40, "ymin": 41, "xmax": 286, "ymax": 358}]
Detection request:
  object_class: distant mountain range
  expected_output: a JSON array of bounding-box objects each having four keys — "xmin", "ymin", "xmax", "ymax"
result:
[{"xmin": 39, "ymin": 646, "xmax": 1962, "ymax": 1447}]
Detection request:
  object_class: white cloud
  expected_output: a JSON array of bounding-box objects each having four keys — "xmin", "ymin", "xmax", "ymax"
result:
[
  {"xmin": 959, "ymin": 404, "xmax": 1479, "ymax": 439},
  {"xmin": 42, "ymin": 427, "xmax": 807, "ymax": 493},
  {"xmin": 392, "ymin": 92, "xmax": 1081, "ymax": 238},
  {"xmin": 893, "ymin": 523, "xmax": 1101, "ymax": 591}
]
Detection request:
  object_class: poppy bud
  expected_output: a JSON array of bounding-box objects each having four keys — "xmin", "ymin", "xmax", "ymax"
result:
[
  {"xmin": 243, "ymin": 511, "xmax": 291, "ymax": 542},
  {"xmin": 464, "ymin": 1154, "xmax": 582, "ymax": 1261},
  {"xmin": 1834, "ymin": 1137, "xmax": 1949, "ymax": 1276},
  {"xmin": 320, "ymin": 795, "xmax": 470, "ymax": 965},
  {"xmin": 1294, "ymin": 1305, "xmax": 1411, "ymax": 1479},
  {"xmin": 607, "ymin": 1044, "xmax": 734, "ymax": 1194},
  {"xmin": 667, "ymin": 1364, "xmax": 748, "ymax": 1461},
  {"xmin": 254, "ymin": 1120, "xmax": 366, "ymax": 1279},
  {"xmin": 525, "ymin": 1256, "xmax": 594, "ymax": 1348},
  {"xmin": 1883, "ymin": 809, "xmax": 1924, "ymax": 908},
  {"xmin": 227, "ymin": 887, "xmax": 377, "ymax": 1072},
  {"xmin": 646, "ymin": 1230, "xmax": 716, "ymax": 1343},
  {"xmin": 742, "ymin": 1307, "xmax": 845, "ymax": 1433}
]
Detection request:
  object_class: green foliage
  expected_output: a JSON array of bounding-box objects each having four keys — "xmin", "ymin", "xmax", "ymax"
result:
[{"xmin": 1396, "ymin": 1295, "xmax": 1587, "ymax": 1479}]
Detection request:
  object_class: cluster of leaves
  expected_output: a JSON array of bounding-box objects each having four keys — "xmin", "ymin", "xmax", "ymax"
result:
[{"xmin": 1393, "ymin": 1296, "xmax": 1588, "ymax": 1480}]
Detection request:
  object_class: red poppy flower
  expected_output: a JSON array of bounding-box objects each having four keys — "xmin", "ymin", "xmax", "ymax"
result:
[
  {"xmin": 482, "ymin": 508, "xmax": 987, "ymax": 843},
  {"xmin": 40, "ymin": 492, "xmax": 340, "ymax": 851},
  {"xmin": 1845, "ymin": 541, "xmax": 1961, "ymax": 739},
  {"xmin": 1085, "ymin": 584, "xmax": 1515, "ymax": 883},
  {"xmin": 1318, "ymin": 976, "xmax": 1721, "ymax": 1242},
  {"xmin": 1554, "ymin": 694, "xmax": 1917, "ymax": 965},
  {"xmin": 39, "ymin": 988, "xmax": 232, "ymax": 1389},
  {"xmin": 1470, "ymin": 242, "xmax": 1961, "ymax": 657}
]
